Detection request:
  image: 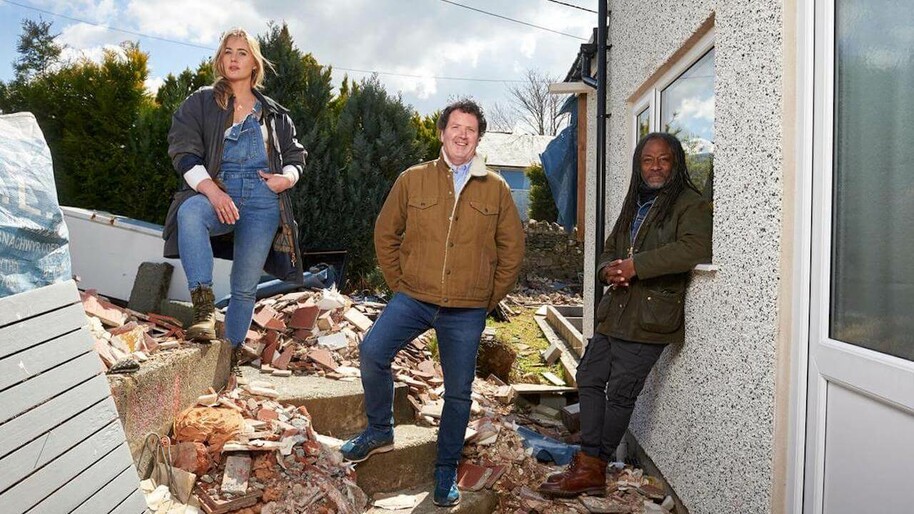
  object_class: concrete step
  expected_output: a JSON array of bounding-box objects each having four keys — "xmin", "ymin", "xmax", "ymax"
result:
[
  {"xmin": 239, "ymin": 367, "xmax": 414, "ymax": 438},
  {"xmin": 367, "ymin": 484, "xmax": 498, "ymax": 514},
  {"xmin": 320, "ymin": 424, "xmax": 439, "ymax": 496}
]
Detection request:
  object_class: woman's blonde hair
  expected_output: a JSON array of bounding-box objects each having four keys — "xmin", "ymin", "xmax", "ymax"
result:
[{"xmin": 212, "ymin": 28, "xmax": 273, "ymax": 109}]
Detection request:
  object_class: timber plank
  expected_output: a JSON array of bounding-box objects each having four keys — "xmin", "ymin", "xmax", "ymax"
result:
[
  {"xmin": 0, "ymin": 376, "xmax": 110, "ymax": 459},
  {"xmin": 0, "ymin": 395, "xmax": 117, "ymax": 491},
  {"xmin": 109, "ymin": 487, "xmax": 148, "ymax": 514},
  {"xmin": 0, "ymin": 303, "xmax": 88, "ymax": 359},
  {"xmin": 0, "ymin": 330, "xmax": 91, "ymax": 392},
  {"xmin": 0, "ymin": 280, "xmax": 79, "ymax": 328},
  {"xmin": 0, "ymin": 420, "xmax": 122, "ymax": 512},
  {"xmin": 29, "ymin": 442, "xmax": 137, "ymax": 514},
  {"xmin": 69, "ymin": 465, "xmax": 139, "ymax": 514},
  {"xmin": 0, "ymin": 351, "xmax": 102, "ymax": 424}
]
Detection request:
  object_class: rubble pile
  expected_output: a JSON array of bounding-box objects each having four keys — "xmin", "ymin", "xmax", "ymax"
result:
[
  {"xmin": 147, "ymin": 384, "xmax": 366, "ymax": 514},
  {"xmin": 462, "ymin": 377, "xmax": 676, "ymax": 514},
  {"xmin": 82, "ymin": 290, "xmax": 186, "ymax": 373},
  {"xmin": 510, "ymin": 274, "xmax": 584, "ymax": 307},
  {"xmin": 238, "ymin": 289, "xmax": 454, "ymax": 428}
]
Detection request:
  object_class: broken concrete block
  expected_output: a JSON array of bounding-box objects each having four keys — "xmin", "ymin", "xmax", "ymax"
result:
[
  {"xmin": 307, "ymin": 348, "xmax": 335, "ymax": 370},
  {"xmin": 561, "ymin": 402, "xmax": 581, "ymax": 432},
  {"xmin": 343, "ymin": 307, "xmax": 373, "ymax": 332},
  {"xmin": 128, "ymin": 261, "xmax": 173, "ymax": 314},
  {"xmin": 317, "ymin": 332, "xmax": 347, "ymax": 350},
  {"xmin": 579, "ymin": 495, "xmax": 629, "ymax": 513},
  {"xmin": 271, "ymin": 369, "xmax": 292, "ymax": 377},
  {"xmin": 222, "ymin": 454, "xmax": 252, "ymax": 494},
  {"xmin": 533, "ymin": 404, "xmax": 560, "ymax": 419},
  {"xmin": 252, "ymin": 305, "xmax": 285, "ymax": 330},
  {"xmin": 541, "ymin": 371, "xmax": 566, "ymax": 386},
  {"xmin": 495, "ymin": 385, "xmax": 517, "ymax": 405},
  {"xmin": 541, "ymin": 342, "xmax": 562, "ymax": 365}
]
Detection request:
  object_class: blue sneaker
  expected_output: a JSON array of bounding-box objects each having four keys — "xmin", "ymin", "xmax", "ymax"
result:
[
  {"xmin": 433, "ymin": 466, "xmax": 461, "ymax": 507},
  {"xmin": 340, "ymin": 428, "xmax": 394, "ymax": 462}
]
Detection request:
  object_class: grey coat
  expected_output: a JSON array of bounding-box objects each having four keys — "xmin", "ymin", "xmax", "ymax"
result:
[{"xmin": 162, "ymin": 87, "xmax": 307, "ymax": 282}]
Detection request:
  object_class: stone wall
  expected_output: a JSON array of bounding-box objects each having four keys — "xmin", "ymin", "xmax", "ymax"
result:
[{"xmin": 521, "ymin": 220, "xmax": 584, "ymax": 282}]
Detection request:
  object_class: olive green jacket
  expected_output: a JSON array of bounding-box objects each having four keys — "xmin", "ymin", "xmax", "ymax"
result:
[{"xmin": 595, "ymin": 187, "xmax": 712, "ymax": 344}]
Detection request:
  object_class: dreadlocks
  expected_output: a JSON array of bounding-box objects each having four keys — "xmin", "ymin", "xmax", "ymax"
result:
[{"xmin": 609, "ymin": 132, "xmax": 700, "ymax": 239}]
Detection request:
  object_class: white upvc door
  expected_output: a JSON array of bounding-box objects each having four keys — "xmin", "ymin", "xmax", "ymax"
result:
[{"xmin": 803, "ymin": 0, "xmax": 914, "ymax": 512}]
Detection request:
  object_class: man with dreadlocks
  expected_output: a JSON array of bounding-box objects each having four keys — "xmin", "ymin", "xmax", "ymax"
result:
[{"xmin": 539, "ymin": 132, "xmax": 712, "ymax": 498}]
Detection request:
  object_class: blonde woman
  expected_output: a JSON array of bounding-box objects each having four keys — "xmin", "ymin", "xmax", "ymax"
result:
[{"xmin": 163, "ymin": 28, "xmax": 306, "ymax": 368}]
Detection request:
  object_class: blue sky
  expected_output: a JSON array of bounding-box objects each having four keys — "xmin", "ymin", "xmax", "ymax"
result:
[{"xmin": 0, "ymin": 0, "xmax": 595, "ymax": 117}]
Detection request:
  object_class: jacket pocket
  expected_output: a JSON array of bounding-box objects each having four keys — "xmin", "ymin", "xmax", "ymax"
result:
[
  {"xmin": 639, "ymin": 288, "xmax": 683, "ymax": 334},
  {"xmin": 595, "ymin": 294, "xmax": 613, "ymax": 322},
  {"xmin": 407, "ymin": 196, "xmax": 438, "ymax": 235}
]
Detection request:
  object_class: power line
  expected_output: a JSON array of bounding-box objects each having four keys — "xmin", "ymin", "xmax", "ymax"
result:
[
  {"xmin": 1, "ymin": 0, "xmax": 214, "ymax": 50},
  {"xmin": 438, "ymin": 0, "xmax": 587, "ymax": 40},
  {"xmin": 0, "ymin": 0, "xmax": 525, "ymax": 83},
  {"xmin": 544, "ymin": 0, "xmax": 597, "ymax": 14}
]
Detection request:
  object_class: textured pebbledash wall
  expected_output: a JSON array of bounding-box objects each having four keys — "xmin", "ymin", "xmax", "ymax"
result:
[{"xmin": 582, "ymin": 1, "xmax": 786, "ymax": 512}]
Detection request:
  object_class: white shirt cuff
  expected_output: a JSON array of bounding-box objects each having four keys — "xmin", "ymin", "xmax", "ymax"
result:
[
  {"xmin": 282, "ymin": 164, "xmax": 300, "ymax": 187},
  {"xmin": 183, "ymin": 165, "xmax": 211, "ymax": 191}
]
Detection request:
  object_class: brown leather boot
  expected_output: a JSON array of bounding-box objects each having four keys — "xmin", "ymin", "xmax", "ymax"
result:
[
  {"xmin": 186, "ymin": 286, "xmax": 216, "ymax": 342},
  {"xmin": 537, "ymin": 451, "xmax": 608, "ymax": 497}
]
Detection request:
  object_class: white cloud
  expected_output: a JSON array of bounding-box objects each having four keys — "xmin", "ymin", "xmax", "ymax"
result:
[
  {"xmin": 124, "ymin": 0, "xmax": 259, "ymax": 45},
  {"xmin": 144, "ymin": 75, "xmax": 165, "ymax": 96},
  {"xmin": 679, "ymin": 95, "xmax": 715, "ymax": 122}
]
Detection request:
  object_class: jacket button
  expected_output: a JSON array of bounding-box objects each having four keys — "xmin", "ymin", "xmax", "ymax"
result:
[
  {"xmin": 454, "ymin": 216, "xmax": 459, "ymax": 221},
  {"xmin": 421, "ymin": 202, "xmax": 425, "ymax": 206},
  {"xmin": 647, "ymin": 296, "xmax": 652, "ymax": 301},
  {"xmin": 446, "ymin": 269, "xmax": 451, "ymax": 275},
  {"xmin": 443, "ymin": 298, "xmax": 449, "ymax": 303},
  {"xmin": 449, "ymin": 242, "xmax": 454, "ymax": 247}
]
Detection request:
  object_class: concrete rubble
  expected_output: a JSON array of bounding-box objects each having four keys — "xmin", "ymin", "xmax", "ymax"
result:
[
  {"xmin": 81, "ymin": 289, "xmax": 188, "ymax": 373},
  {"xmin": 144, "ymin": 382, "xmax": 367, "ymax": 514}
]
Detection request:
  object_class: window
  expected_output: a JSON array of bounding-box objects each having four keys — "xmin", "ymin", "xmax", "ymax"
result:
[
  {"xmin": 830, "ymin": 0, "xmax": 914, "ymax": 360},
  {"xmin": 632, "ymin": 30, "xmax": 715, "ymax": 196}
]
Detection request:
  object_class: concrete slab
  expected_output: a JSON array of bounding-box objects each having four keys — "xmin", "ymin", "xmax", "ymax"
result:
[
  {"xmin": 367, "ymin": 483, "xmax": 498, "ymax": 514},
  {"xmin": 128, "ymin": 262, "xmax": 173, "ymax": 314},
  {"xmin": 108, "ymin": 340, "xmax": 232, "ymax": 461},
  {"xmin": 355, "ymin": 424, "xmax": 439, "ymax": 496},
  {"xmin": 239, "ymin": 368, "xmax": 413, "ymax": 438}
]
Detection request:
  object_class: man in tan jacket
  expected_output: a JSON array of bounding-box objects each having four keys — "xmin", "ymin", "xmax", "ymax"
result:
[{"xmin": 340, "ymin": 99, "xmax": 524, "ymax": 507}]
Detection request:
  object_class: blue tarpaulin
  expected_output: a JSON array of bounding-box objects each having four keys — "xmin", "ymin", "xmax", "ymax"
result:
[
  {"xmin": 539, "ymin": 97, "xmax": 578, "ymax": 232},
  {"xmin": 516, "ymin": 425, "xmax": 580, "ymax": 465}
]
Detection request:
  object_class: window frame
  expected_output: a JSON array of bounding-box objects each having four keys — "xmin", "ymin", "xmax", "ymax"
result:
[{"xmin": 631, "ymin": 29, "xmax": 717, "ymax": 149}]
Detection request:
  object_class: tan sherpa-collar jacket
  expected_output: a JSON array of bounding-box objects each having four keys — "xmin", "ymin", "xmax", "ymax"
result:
[{"xmin": 374, "ymin": 152, "xmax": 525, "ymax": 311}]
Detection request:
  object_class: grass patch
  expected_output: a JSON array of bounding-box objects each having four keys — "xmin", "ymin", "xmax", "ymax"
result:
[{"xmin": 486, "ymin": 307, "xmax": 565, "ymax": 383}]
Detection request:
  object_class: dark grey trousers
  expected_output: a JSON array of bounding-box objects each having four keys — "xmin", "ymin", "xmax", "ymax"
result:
[{"xmin": 577, "ymin": 332, "xmax": 667, "ymax": 461}]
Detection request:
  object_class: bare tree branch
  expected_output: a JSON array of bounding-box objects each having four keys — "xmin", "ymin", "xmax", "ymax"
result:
[{"xmin": 500, "ymin": 68, "xmax": 570, "ymax": 135}]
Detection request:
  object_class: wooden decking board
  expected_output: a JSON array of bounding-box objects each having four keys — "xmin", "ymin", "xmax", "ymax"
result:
[
  {"xmin": 0, "ymin": 420, "xmax": 122, "ymax": 512},
  {"xmin": 0, "ymin": 394, "xmax": 118, "ymax": 492},
  {"xmin": 109, "ymin": 487, "xmax": 148, "ymax": 514},
  {"xmin": 0, "ymin": 376, "xmax": 110, "ymax": 459},
  {"xmin": 0, "ymin": 350, "xmax": 102, "ymax": 424},
  {"xmin": 0, "ymin": 330, "xmax": 92, "ymax": 392},
  {"xmin": 0, "ymin": 281, "xmax": 143, "ymax": 513},
  {"xmin": 68, "ymin": 465, "xmax": 137, "ymax": 514},
  {"xmin": 28, "ymin": 442, "xmax": 137, "ymax": 514},
  {"xmin": 0, "ymin": 303, "xmax": 88, "ymax": 359},
  {"xmin": 0, "ymin": 280, "xmax": 79, "ymax": 328}
]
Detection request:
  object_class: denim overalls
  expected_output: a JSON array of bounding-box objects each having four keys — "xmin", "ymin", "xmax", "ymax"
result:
[{"xmin": 177, "ymin": 103, "xmax": 280, "ymax": 346}]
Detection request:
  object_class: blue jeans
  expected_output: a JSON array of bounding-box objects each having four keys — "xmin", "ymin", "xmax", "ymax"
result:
[
  {"xmin": 359, "ymin": 293, "xmax": 487, "ymax": 470},
  {"xmin": 177, "ymin": 113, "xmax": 279, "ymax": 346}
]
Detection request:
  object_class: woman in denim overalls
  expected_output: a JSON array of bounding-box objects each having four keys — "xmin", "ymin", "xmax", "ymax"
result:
[{"xmin": 167, "ymin": 28, "xmax": 305, "ymax": 372}]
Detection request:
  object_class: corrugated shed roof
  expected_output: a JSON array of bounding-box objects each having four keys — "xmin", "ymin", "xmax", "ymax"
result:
[{"xmin": 477, "ymin": 132, "xmax": 555, "ymax": 169}]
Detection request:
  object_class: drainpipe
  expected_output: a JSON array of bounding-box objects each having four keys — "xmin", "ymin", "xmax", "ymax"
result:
[{"xmin": 592, "ymin": 3, "xmax": 609, "ymax": 324}]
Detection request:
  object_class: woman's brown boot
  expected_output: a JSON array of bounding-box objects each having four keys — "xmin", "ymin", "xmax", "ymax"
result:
[{"xmin": 186, "ymin": 286, "xmax": 216, "ymax": 342}]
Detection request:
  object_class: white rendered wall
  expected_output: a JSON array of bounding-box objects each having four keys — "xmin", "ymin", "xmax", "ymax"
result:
[
  {"xmin": 581, "ymin": 1, "xmax": 787, "ymax": 512},
  {"xmin": 63, "ymin": 206, "xmax": 233, "ymax": 302}
]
